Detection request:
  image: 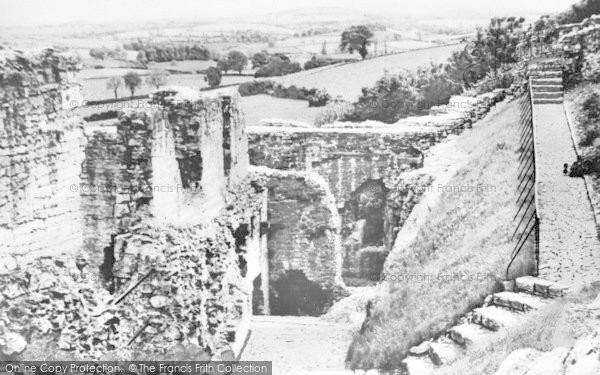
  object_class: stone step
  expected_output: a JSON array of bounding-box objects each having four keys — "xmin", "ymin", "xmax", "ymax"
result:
[
  {"xmin": 531, "ymin": 85, "xmax": 563, "ymax": 92},
  {"xmin": 472, "ymin": 305, "xmax": 523, "ymax": 331},
  {"xmin": 515, "ymin": 276, "xmax": 569, "ymax": 297},
  {"xmin": 428, "ymin": 337, "xmax": 461, "ymax": 365},
  {"xmin": 531, "ymin": 78, "xmax": 563, "ymax": 85},
  {"xmin": 448, "ymin": 323, "xmax": 495, "ymax": 346},
  {"xmin": 530, "ymin": 71, "xmax": 562, "ymax": 78},
  {"xmin": 533, "ymin": 92, "xmax": 563, "ymax": 99},
  {"xmin": 490, "ymin": 291, "xmax": 548, "ymax": 312},
  {"xmin": 402, "ymin": 355, "xmax": 435, "ymax": 375},
  {"xmin": 533, "ymin": 98, "xmax": 563, "ymax": 104}
]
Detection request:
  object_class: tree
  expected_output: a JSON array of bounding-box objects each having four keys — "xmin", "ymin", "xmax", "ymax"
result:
[
  {"xmin": 254, "ymin": 57, "xmax": 302, "ymax": 78},
  {"xmin": 217, "ymin": 59, "xmax": 229, "ymax": 74},
  {"xmin": 89, "ymin": 48, "xmax": 106, "ymax": 60},
  {"xmin": 136, "ymin": 51, "xmax": 148, "ymax": 65},
  {"xmin": 251, "ymin": 51, "xmax": 269, "ymax": 69},
  {"xmin": 340, "ymin": 25, "xmax": 374, "ymax": 59},
  {"xmin": 204, "ymin": 67, "xmax": 222, "ymax": 88},
  {"xmin": 227, "ymin": 50, "xmax": 248, "ymax": 74},
  {"xmin": 106, "ymin": 77, "xmax": 122, "ymax": 99},
  {"xmin": 146, "ymin": 69, "xmax": 169, "ymax": 89},
  {"xmin": 123, "ymin": 71, "xmax": 142, "ymax": 97}
]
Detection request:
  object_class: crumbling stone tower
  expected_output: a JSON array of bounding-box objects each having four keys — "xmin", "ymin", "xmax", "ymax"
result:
[{"xmin": 0, "ymin": 51, "xmax": 268, "ymax": 359}]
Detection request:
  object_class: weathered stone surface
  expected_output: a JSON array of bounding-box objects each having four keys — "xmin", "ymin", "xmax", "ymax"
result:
[
  {"xmin": 0, "ymin": 67, "xmax": 267, "ymax": 360},
  {"xmin": 0, "ymin": 332, "xmax": 27, "ymax": 356},
  {"xmin": 251, "ymin": 167, "xmax": 344, "ymax": 311},
  {"xmin": 0, "ymin": 49, "xmax": 86, "ymax": 263}
]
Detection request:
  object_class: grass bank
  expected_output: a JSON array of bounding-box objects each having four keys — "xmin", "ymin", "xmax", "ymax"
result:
[{"xmin": 346, "ymin": 98, "xmax": 536, "ymax": 370}]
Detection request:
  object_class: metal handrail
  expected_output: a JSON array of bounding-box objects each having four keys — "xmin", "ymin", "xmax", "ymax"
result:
[{"xmin": 506, "ymin": 84, "xmax": 540, "ymax": 279}]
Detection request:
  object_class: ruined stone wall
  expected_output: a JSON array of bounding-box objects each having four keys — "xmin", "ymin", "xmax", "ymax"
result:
[
  {"xmin": 248, "ymin": 127, "xmax": 445, "ymax": 276},
  {"xmin": 1, "ymin": 72, "xmax": 268, "ymax": 359},
  {"xmin": 250, "ymin": 167, "xmax": 343, "ymax": 314},
  {"xmin": 79, "ymin": 91, "xmax": 252, "ymax": 268},
  {"xmin": 0, "ymin": 50, "xmax": 86, "ymax": 265},
  {"xmin": 248, "ymin": 127, "xmax": 444, "ymax": 203}
]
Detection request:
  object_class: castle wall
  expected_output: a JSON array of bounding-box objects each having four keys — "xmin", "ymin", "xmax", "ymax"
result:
[
  {"xmin": 0, "ymin": 56, "xmax": 267, "ymax": 360},
  {"xmin": 251, "ymin": 167, "xmax": 343, "ymax": 314},
  {"xmin": 0, "ymin": 50, "xmax": 86, "ymax": 265}
]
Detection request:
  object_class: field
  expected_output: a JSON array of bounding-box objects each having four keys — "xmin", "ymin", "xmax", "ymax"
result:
[
  {"xmin": 274, "ymin": 43, "xmax": 465, "ymax": 101},
  {"xmin": 240, "ymin": 95, "xmax": 322, "ymax": 126},
  {"xmin": 146, "ymin": 60, "xmax": 217, "ymax": 73}
]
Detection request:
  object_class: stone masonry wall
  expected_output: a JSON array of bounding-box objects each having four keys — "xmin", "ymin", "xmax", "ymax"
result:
[
  {"xmin": 0, "ymin": 49, "xmax": 86, "ymax": 265},
  {"xmin": 1, "ymin": 73, "xmax": 267, "ymax": 360},
  {"xmin": 251, "ymin": 166, "xmax": 343, "ymax": 313},
  {"xmin": 248, "ymin": 127, "xmax": 445, "ymax": 204}
]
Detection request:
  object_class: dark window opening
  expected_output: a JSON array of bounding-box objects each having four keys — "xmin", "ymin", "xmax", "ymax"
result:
[
  {"xmin": 222, "ymin": 96, "xmax": 232, "ymax": 176},
  {"xmin": 100, "ymin": 235, "xmax": 117, "ymax": 293},
  {"xmin": 344, "ymin": 179, "xmax": 387, "ymax": 246},
  {"xmin": 232, "ymin": 223, "xmax": 249, "ymax": 277},
  {"xmin": 177, "ymin": 152, "xmax": 202, "ymax": 189}
]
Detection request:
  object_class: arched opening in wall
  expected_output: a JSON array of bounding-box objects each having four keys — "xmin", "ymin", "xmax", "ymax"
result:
[
  {"xmin": 345, "ymin": 179, "xmax": 387, "ymax": 246},
  {"xmin": 177, "ymin": 152, "xmax": 202, "ymax": 189},
  {"xmin": 221, "ymin": 96, "xmax": 232, "ymax": 176},
  {"xmin": 269, "ymin": 270, "xmax": 330, "ymax": 316},
  {"xmin": 341, "ymin": 179, "xmax": 388, "ymax": 283}
]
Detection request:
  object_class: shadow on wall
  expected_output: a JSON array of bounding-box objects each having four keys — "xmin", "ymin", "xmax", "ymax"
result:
[{"xmin": 269, "ymin": 270, "xmax": 331, "ymax": 316}]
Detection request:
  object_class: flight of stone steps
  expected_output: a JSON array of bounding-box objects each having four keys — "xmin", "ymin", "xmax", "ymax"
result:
[
  {"xmin": 529, "ymin": 65, "xmax": 564, "ymax": 105},
  {"xmin": 401, "ymin": 276, "xmax": 568, "ymax": 374}
]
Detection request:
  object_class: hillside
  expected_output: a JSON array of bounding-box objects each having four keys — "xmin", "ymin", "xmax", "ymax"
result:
[{"xmin": 345, "ymin": 97, "xmax": 536, "ymax": 370}]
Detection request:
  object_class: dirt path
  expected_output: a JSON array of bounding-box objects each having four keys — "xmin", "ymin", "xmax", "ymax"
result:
[{"xmin": 240, "ymin": 316, "xmax": 356, "ymax": 375}]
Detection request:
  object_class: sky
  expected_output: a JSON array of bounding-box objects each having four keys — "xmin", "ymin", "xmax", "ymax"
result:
[{"xmin": 0, "ymin": 0, "xmax": 580, "ymax": 27}]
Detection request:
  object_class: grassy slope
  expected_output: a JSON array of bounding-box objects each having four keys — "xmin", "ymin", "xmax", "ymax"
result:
[{"xmin": 346, "ymin": 98, "xmax": 536, "ymax": 370}]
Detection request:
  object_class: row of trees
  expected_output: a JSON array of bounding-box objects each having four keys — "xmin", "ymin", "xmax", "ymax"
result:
[
  {"xmin": 105, "ymin": 70, "xmax": 169, "ymax": 99},
  {"xmin": 132, "ymin": 44, "xmax": 212, "ymax": 63},
  {"xmin": 89, "ymin": 47, "xmax": 127, "ymax": 61}
]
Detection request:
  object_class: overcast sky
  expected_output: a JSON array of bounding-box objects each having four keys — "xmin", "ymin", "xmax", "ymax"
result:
[{"xmin": 0, "ymin": 0, "xmax": 579, "ymax": 27}]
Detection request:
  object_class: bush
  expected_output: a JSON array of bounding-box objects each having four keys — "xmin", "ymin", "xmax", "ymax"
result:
[
  {"xmin": 471, "ymin": 70, "xmax": 515, "ymax": 95},
  {"xmin": 254, "ymin": 57, "xmax": 302, "ymax": 77},
  {"xmin": 238, "ymin": 80, "xmax": 274, "ymax": 96},
  {"xmin": 570, "ymin": 154, "xmax": 600, "ymax": 176},
  {"xmin": 314, "ymin": 99, "xmax": 354, "ymax": 127},
  {"xmin": 558, "ymin": 0, "xmax": 600, "ymax": 24},
  {"xmin": 582, "ymin": 53, "xmax": 600, "ymax": 83},
  {"xmin": 237, "ymin": 80, "xmax": 328, "ymax": 105},
  {"xmin": 579, "ymin": 127, "xmax": 600, "ymax": 147},
  {"xmin": 582, "ymin": 91, "xmax": 600, "ymax": 120},
  {"xmin": 303, "ymin": 57, "xmax": 337, "ymax": 70},
  {"xmin": 307, "ymin": 90, "xmax": 331, "ymax": 107},
  {"xmin": 344, "ymin": 72, "xmax": 421, "ymax": 123}
]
